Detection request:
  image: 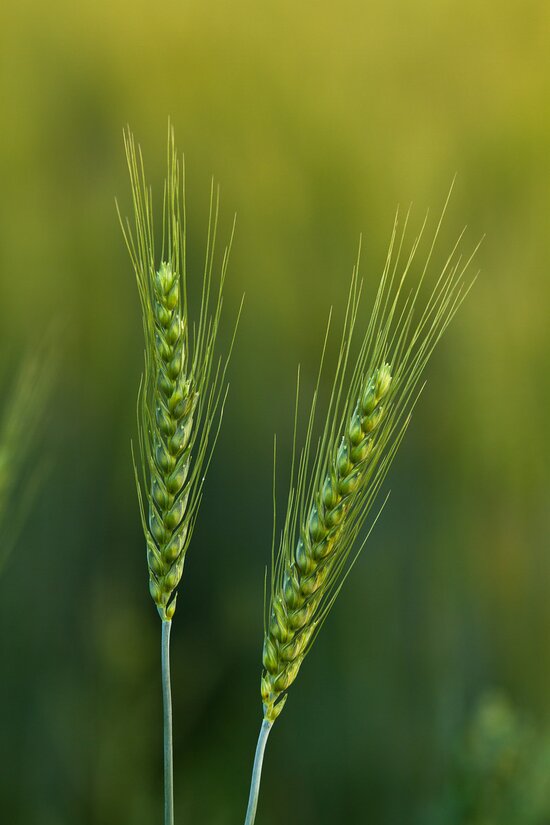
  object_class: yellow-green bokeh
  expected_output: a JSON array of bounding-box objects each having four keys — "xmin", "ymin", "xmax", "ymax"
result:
[{"xmin": 0, "ymin": 1, "xmax": 549, "ymax": 823}]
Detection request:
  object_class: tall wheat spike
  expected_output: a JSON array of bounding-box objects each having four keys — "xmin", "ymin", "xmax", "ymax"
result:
[
  {"xmin": 243, "ymin": 195, "xmax": 478, "ymax": 825},
  {"xmin": 119, "ymin": 126, "xmax": 241, "ymax": 825}
]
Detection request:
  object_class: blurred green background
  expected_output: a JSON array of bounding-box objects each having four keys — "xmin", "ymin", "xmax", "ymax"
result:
[{"xmin": 1, "ymin": 0, "xmax": 549, "ymax": 822}]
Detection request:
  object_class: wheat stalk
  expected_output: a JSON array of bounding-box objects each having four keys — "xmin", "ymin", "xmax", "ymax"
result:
[
  {"xmin": 0, "ymin": 349, "xmax": 53, "ymax": 575},
  {"xmin": 119, "ymin": 125, "xmax": 241, "ymax": 825},
  {"xmin": 243, "ymin": 194, "xmax": 478, "ymax": 824}
]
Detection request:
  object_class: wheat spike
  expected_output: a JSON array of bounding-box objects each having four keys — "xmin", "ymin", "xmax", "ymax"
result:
[
  {"xmin": 262, "ymin": 362, "xmax": 394, "ymax": 721},
  {"xmin": 119, "ymin": 125, "xmax": 241, "ymax": 621},
  {"xmin": 261, "ymin": 200, "xmax": 478, "ymax": 724},
  {"xmin": 244, "ymin": 195, "xmax": 478, "ymax": 825}
]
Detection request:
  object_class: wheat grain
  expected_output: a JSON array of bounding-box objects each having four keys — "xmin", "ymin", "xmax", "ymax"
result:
[{"xmin": 261, "ymin": 362, "xmax": 393, "ymax": 722}]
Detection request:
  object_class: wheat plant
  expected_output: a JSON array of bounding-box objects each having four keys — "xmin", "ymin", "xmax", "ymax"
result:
[
  {"xmin": 0, "ymin": 350, "xmax": 53, "ymax": 575},
  {"xmin": 119, "ymin": 127, "xmax": 241, "ymax": 825},
  {"xmin": 243, "ymin": 197, "xmax": 478, "ymax": 825}
]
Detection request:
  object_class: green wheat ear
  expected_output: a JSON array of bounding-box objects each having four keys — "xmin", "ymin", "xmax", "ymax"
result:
[
  {"xmin": 119, "ymin": 125, "xmax": 242, "ymax": 825},
  {"xmin": 243, "ymin": 194, "xmax": 479, "ymax": 825},
  {"xmin": 119, "ymin": 126, "xmax": 241, "ymax": 623}
]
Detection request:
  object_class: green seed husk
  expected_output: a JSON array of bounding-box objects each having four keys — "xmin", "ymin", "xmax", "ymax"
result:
[{"xmin": 119, "ymin": 126, "xmax": 241, "ymax": 621}]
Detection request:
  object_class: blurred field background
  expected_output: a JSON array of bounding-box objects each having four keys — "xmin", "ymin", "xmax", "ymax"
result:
[{"xmin": 1, "ymin": 1, "xmax": 549, "ymax": 823}]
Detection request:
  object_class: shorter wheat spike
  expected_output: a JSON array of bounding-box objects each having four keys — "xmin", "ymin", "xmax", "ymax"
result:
[
  {"xmin": 261, "ymin": 361, "xmax": 393, "ymax": 722},
  {"xmin": 244, "ymin": 193, "xmax": 478, "ymax": 825}
]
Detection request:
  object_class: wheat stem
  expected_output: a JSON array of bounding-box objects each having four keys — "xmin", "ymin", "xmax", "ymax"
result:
[
  {"xmin": 0, "ymin": 349, "xmax": 53, "ymax": 574},
  {"xmin": 244, "ymin": 718, "xmax": 272, "ymax": 825},
  {"xmin": 161, "ymin": 620, "xmax": 174, "ymax": 825}
]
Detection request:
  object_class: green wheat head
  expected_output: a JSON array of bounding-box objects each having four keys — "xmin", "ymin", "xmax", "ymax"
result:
[
  {"xmin": 120, "ymin": 127, "xmax": 240, "ymax": 621},
  {"xmin": 261, "ymin": 199, "xmax": 478, "ymax": 723}
]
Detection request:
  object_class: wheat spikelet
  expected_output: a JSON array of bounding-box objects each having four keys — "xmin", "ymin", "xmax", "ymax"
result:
[
  {"xmin": 119, "ymin": 126, "xmax": 240, "ymax": 622},
  {"xmin": 261, "ymin": 197, "xmax": 478, "ymax": 724}
]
